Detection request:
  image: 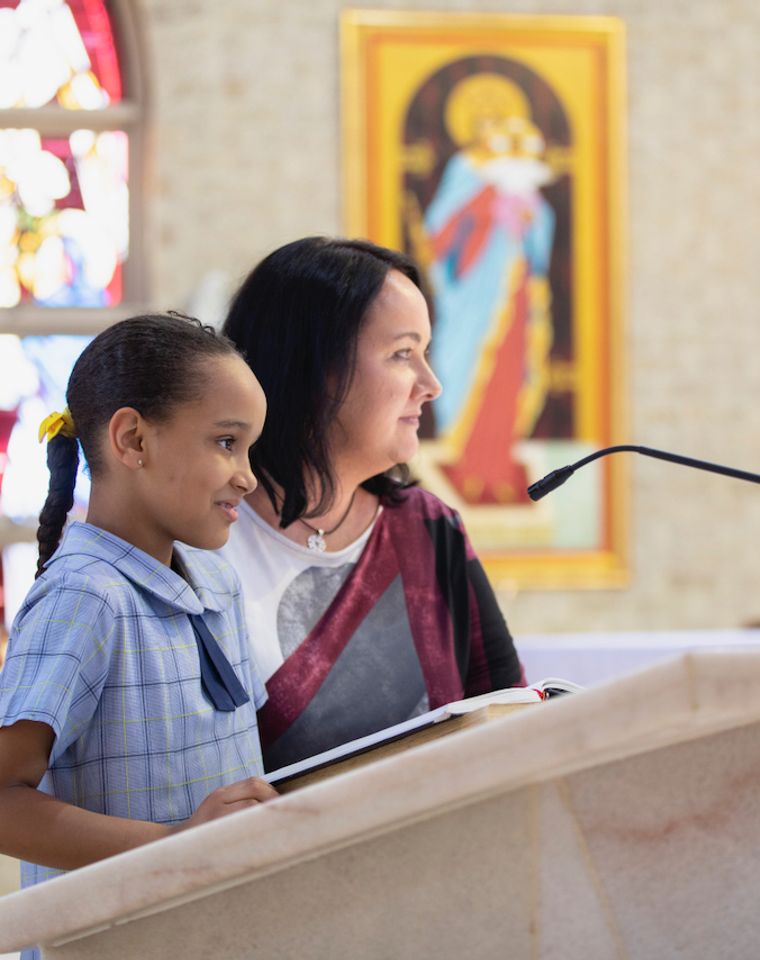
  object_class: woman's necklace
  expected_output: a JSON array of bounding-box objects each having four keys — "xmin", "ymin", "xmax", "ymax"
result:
[{"xmin": 297, "ymin": 492, "xmax": 357, "ymax": 552}]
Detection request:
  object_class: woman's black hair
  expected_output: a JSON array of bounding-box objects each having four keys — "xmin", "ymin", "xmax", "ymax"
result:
[
  {"xmin": 36, "ymin": 313, "xmax": 238, "ymax": 577},
  {"xmin": 223, "ymin": 236, "xmax": 423, "ymax": 527}
]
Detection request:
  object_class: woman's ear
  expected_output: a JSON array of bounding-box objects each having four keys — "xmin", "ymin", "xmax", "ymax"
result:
[{"xmin": 107, "ymin": 407, "xmax": 146, "ymax": 471}]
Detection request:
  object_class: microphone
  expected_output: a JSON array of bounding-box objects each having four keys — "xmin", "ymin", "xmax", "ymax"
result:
[{"xmin": 527, "ymin": 445, "xmax": 760, "ymax": 502}]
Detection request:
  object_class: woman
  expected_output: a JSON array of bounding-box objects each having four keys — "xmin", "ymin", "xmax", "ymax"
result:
[{"xmin": 222, "ymin": 237, "xmax": 525, "ymax": 772}]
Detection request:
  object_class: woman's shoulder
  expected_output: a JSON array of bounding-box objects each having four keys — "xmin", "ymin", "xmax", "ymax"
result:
[{"xmin": 387, "ymin": 485, "xmax": 460, "ymax": 522}]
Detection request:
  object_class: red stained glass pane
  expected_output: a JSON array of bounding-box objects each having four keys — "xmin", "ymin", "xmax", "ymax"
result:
[
  {"xmin": 69, "ymin": 0, "xmax": 122, "ymax": 102},
  {"xmin": 0, "ymin": 0, "xmax": 122, "ymax": 108}
]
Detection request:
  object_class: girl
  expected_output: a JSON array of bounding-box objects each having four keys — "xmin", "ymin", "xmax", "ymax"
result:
[{"xmin": 0, "ymin": 314, "xmax": 276, "ymax": 913}]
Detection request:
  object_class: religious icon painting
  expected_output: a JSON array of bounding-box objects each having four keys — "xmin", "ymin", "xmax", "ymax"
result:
[{"xmin": 341, "ymin": 11, "xmax": 627, "ymax": 589}]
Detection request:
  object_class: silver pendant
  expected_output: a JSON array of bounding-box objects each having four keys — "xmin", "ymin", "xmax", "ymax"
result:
[{"xmin": 306, "ymin": 531, "xmax": 327, "ymax": 552}]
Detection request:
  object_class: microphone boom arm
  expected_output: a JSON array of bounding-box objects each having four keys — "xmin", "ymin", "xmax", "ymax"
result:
[{"xmin": 527, "ymin": 445, "xmax": 760, "ymax": 502}]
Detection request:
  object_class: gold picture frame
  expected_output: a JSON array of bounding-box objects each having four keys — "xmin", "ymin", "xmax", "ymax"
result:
[{"xmin": 341, "ymin": 10, "xmax": 627, "ymax": 589}]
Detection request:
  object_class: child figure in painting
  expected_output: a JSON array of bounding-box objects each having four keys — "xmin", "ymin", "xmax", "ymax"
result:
[{"xmin": 0, "ymin": 315, "xmax": 276, "ymax": 931}]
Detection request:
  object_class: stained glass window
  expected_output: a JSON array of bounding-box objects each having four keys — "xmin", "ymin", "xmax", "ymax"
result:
[
  {"xmin": 0, "ymin": 0, "xmax": 122, "ymax": 109},
  {"xmin": 0, "ymin": 128, "xmax": 129, "ymax": 307},
  {"xmin": 0, "ymin": 0, "xmax": 130, "ymax": 309},
  {"xmin": 1, "ymin": 335, "xmax": 91, "ymax": 518},
  {"xmin": 0, "ymin": 334, "xmax": 92, "ymax": 624},
  {"xmin": 0, "ymin": 0, "xmax": 138, "ymax": 627}
]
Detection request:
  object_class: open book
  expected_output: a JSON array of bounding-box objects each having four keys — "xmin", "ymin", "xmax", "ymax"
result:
[{"xmin": 266, "ymin": 677, "xmax": 583, "ymax": 792}]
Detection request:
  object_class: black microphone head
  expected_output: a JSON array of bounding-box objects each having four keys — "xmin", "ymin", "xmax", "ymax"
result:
[{"xmin": 527, "ymin": 465, "xmax": 576, "ymax": 501}]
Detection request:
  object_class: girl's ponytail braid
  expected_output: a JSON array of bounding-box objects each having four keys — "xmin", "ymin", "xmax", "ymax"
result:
[{"xmin": 35, "ymin": 434, "xmax": 79, "ymax": 578}]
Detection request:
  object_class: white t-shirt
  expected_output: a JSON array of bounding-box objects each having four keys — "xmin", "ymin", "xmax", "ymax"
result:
[{"xmin": 220, "ymin": 500, "xmax": 378, "ymax": 682}]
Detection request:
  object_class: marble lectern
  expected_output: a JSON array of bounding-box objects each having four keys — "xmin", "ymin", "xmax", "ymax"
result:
[{"xmin": 1, "ymin": 650, "xmax": 759, "ymax": 959}]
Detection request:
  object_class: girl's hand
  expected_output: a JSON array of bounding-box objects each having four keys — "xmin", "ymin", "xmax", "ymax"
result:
[
  {"xmin": 0, "ymin": 723, "xmax": 277, "ymax": 868},
  {"xmin": 173, "ymin": 777, "xmax": 279, "ymax": 833}
]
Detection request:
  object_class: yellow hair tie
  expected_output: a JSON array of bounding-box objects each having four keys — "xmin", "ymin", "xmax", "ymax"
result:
[{"xmin": 38, "ymin": 408, "xmax": 76, "ymax": 443}]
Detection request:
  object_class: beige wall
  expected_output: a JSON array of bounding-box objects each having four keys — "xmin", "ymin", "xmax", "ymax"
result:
[{"xmin": 136, "ymin": 0, "xmax": 760, "ymax": 634}]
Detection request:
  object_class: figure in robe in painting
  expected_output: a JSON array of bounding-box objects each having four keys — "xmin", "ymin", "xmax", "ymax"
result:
[{"xmin": 424, "ymin": 74, "xmax": 555, "ymax": 505}]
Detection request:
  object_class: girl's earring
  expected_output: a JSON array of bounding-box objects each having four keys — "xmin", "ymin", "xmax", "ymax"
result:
[{"xmin": 137, "ymin": 458, "xmax": 143, "ymax": 467}]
